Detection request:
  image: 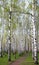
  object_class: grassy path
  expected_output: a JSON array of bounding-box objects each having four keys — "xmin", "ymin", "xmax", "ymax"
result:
[
  {"xmin": 20, "ymin": 52, "xmax": 39, "ymax": 65},
  {"xmin": 10, "ymin": 53, "xmax": 28, "ymax": 65},
  {"xmin": 0, "ymin": 52, "xmax": 39, "ymax": 65},
  {"xmin": 10, "ymin": 56, "xmax": 26, "ymax": 65}
]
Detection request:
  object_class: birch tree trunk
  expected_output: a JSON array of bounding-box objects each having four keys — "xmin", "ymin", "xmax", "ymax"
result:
[
  {"xmin": 1, "ymin": 12, "xmax": 4, "ymax": 57},
  {"xmin": 25, "ymin": 35, "xmax": 26, "ymax": 53},
  {"xmin": 1, "ymin": 37, "xmax": 3, "ymax": 57},
  {"xmin": 32, "ymin": 0, "xmax": 38, "ymax": 64},
  {"xmin": 8, "ymin": 8, "xmax": 12, "ymax": 61}
]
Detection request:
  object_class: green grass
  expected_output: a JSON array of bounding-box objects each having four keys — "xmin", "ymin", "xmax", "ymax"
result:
[
  {"xmin": 11, "ymin": 52, "xmax": 21, "ymax": 61},
  {"xmin": 20, "ymin": 52, "xmax": 39, "ymax": 65},
  {"xmin": 0, "ymin": 52, "xmax": 39, "ymax": 65},
  {"xmin": 25, "ymin": 52, "xmax": 34, "ymax": 62},
  {"xmin": 0, "ymin": 52, "xmax": 22, "ymax": 65},
  {"xmin": 0, "ymin": 54, "xmax": 8, "ymax": 65}
]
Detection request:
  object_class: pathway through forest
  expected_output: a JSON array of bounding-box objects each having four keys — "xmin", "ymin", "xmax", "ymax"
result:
[{"xmin": 9, "ymin": 54, "xmax": 27, "ymax": 65}]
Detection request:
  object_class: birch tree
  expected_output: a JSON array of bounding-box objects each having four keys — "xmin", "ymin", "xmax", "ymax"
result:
[{"xmin": 32, "ymin": 0, "xmax": 38, "ymax": 64}]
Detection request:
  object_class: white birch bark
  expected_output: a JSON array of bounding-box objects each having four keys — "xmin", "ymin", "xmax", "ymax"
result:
[
  {"xmin": 8, "ymin": 8, "xmax": 12, "ymax": 61},
  {"xmin": 32, "ymin": 0, "xmax": 38, "ymax": 64}
]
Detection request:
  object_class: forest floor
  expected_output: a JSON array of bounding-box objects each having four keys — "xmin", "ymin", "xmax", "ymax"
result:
[
  {"xmin": 10, "ymin": 56, "xmax": 26, "ymax": 65},
  {"xmin": 0, "ymin": 52, "xmax": 39, "ymax": 65},
  {"xmin": 9, "ymin": 53, "xmax": 27, "ymax": 65},
  {"xmin": 9, "ymin": 52, "xmax": 39, "ymax": 65}
]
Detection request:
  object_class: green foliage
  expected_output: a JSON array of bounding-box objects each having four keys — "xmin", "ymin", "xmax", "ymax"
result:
[
  {"xmin": 3, "ymin": 31, "xmax": 8, "ymax": 44},
  {"xmin": 12, "ymin": 23, "xmax": 17, "ymax": 30},
  {"xmin": 29, "ymin": 3, "xmax": 32, "ymax": 9},
  {"xmin": 4, "ymin": 6, "xmax": 10, "ymax": 12},
  {"xmin": 5, "ymin": 25, "xmax": 9, "ymax": 31},
  {"xmin": 0, "ymin": 22, "xmax": 2, "ymax": 28},
  {"xmin": 37, "ymin": 6, "xmax": 39, "ymax": 12},
  {"xmin": 14, "ymin": 0, "xmax": 18, "ymax": 3}
]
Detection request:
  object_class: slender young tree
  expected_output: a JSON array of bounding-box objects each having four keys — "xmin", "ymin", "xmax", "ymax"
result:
[
  {"xmin": 8, "ymin": 7, "xmax": 12, "ymax": 61},
  {"xmin": 32, "ymin": 0, "xmax": 38, "ymax": 64}
]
